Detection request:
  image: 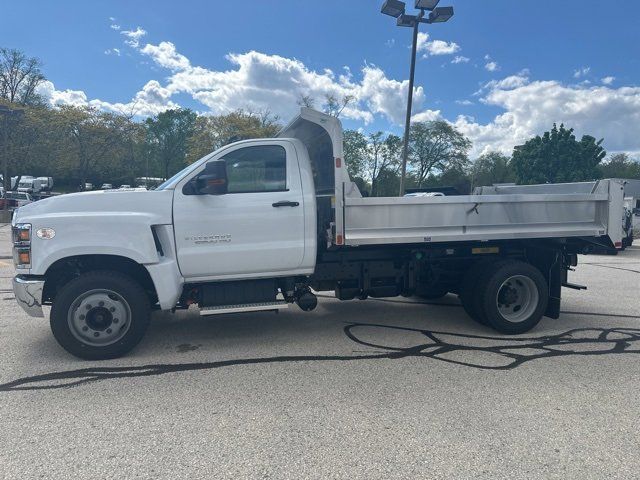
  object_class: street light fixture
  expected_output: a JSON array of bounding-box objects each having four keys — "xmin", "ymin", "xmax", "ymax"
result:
[
  {"xmin": 381, "ymin": 0, "xmax": 406, "ymax": 18},
  {"xmin": 429, "ymin": 6, "xmax": 454, "ymax": 23},
  {"xmin": 415, "ymin": 0, "xmax": 440, "ymax": 10},
  {"xmin": 380, "ymin": 0, "xmax": 454, "ymax": 196},
  {"xmin": 396, "ymin": 14, "xmax": 417, "ymax": 27}
]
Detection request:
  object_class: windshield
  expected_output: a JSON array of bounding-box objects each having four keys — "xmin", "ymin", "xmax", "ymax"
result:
[{"xmin": 155, "ymin": 153, "xmax": 212, "ymax": 190}]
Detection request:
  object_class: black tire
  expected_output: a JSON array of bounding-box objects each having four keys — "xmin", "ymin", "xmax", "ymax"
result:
[
  {"xmin": 50, "ymin": 270, "xmax": 151, "ymax": 360},
  {"xmin": 459, "ymin": 259, "xmax": 500, "ymax": 324},
  {"xmin": 479, "ymin": 260, "xmax": 548, "ymax": 335}
]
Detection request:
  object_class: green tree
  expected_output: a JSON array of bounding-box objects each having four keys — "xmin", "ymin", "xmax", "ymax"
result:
[
  {"xmin": 343, "ymin": 129, "xmax": 368, "ymax": 180},
  {"xmin": 598, "ymin": 153, "xmax": 640, "ymax": 179},
  {"xmin": 323, "ymin": 93, "xmax": 355, "ymax": 118},
  {"xmin": 4, "ymin": 105, "xmax": 53, "ymax": 185},
  {"xmin": 342, "ymin": 130, "xmax": 402, "ymax": 196},
  {"xmin": 55, "ymin": 106, "xmax": 137, "ymax": 188},
  {"xmin": 470, "ymin": 151, "xmax": 515, "ymax": 189},
  {"xmin": 512, "ymin": 124, "xmax": 606, "ymax": 184},
  {"xmin": 296, "ymin": 93, "xmax": 355, "ymax": 118},
  {"xmin": 0, "ymin": 48, "xmax": 47, "ymax": 193},
  {"xmin": 374, "ymin": 168, "xmax": 401, "ymax": 197},
  {"xmin": 438, "ymin": 165, "xmax": 472, "ymax": 194},
  {"xmin": 186, "ymin": 109, "xmax": 279, "ymax": 164},
  {"xmin": 418, "ymin": 165, "xmax": 472, "ymax": 195},
  {"xmin": 145, "ymin": 109, "xmax": 197, "ymax": 179},
  {"xmin": 0, "ymin": 48, "xmax": 46, "ymax": 105},
  {"xmin": 409, "ymin": 121, "xmax": 471, "ymax": 188},
  {"xmin": 364, "ymin": 132, "xmax": 402, "ymax": 196}
]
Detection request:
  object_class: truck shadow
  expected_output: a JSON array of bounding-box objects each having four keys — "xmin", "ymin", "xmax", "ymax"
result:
[{"xmin": 1, "ymin": 319, "xmax": 639, "ymax": 392}]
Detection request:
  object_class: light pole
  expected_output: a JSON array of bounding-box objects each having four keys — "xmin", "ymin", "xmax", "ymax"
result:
[{"xmin": 381, "ymin": 0, "xmax": 454, "ymax": 196}]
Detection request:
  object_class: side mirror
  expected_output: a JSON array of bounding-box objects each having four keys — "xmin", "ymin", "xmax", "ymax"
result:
[{"xmin": 185, "ymin": 160, "xmax": 228, "ymax": 195}]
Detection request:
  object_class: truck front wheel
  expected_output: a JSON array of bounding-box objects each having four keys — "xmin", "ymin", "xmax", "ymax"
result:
[
  {"xmin": 50, "ymin": 271, "xmax": 151, "ymax": 360},
  {"xmin": 479, "ymin": 261, "xmax": 548, "ymax": 335}
]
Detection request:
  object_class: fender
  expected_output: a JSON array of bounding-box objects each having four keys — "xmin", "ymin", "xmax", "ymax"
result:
[{"xmin": 13, "ymin": 189, "xmax": 184, "ymax": 310}]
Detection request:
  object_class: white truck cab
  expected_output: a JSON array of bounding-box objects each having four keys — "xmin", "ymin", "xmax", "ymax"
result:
[{"xmin": 11, "ymin": 108, "xmax": 625, "ymax": 359}]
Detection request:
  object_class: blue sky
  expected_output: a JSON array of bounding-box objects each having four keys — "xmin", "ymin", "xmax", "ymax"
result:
[{"xmin": 2, "ymin": 0, "xmax": 639, "ymax": 157}]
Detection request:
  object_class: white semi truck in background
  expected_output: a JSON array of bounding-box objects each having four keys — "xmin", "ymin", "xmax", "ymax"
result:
[{"xmin": 11, "ymin": 109, "xmax": 625, "ymax": 359}]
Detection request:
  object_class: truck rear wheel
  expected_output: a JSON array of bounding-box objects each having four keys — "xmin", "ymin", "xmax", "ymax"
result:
[
  {"xmin": 50, "ymin": 271, "xmax": 151, "ymax": 360},
  {"xmin": 478, "ymin": 260, "xmax": 548, "ymax": 335},
  {"xmin": 459, "ymin": 260, "xmax": 495, "ymax": 325}
]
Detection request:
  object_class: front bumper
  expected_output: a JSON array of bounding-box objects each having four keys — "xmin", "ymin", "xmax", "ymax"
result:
[{"xmin": 12, "ymin": 276, "xmax": 45, "ymax": 318}]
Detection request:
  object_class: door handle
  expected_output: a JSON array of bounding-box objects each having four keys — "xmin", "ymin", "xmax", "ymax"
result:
[{"xmin": 272, "ymin": 200, "xmax": 300, "ymax": 208}]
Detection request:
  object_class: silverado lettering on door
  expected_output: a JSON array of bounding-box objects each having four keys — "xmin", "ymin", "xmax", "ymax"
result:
[{"xmin": 185, "ymin": 234, "xmax": 232, "ymax": 244}]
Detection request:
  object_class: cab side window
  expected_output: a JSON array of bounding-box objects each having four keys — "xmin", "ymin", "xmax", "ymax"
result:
[{"xmin": 221, "ymin": 145, "xmax": 286, "ymax": 193}]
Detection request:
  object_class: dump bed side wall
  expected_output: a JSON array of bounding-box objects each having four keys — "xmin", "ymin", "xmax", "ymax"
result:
[{"xmin": 342, "ymin": 181, "xmax": 622, "ymax": 246}]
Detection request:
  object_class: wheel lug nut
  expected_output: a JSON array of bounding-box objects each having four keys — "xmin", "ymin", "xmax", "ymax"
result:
[
  {"xmin": 86, "ymin": 304, "xmax": 92, "ymax": 310},
  {"xmin": 113, "ymin": 318, "xmax": 119, "ymax": 324},
  {"xmin": 79, "ymin": 314, "xmax": 85, "ymax": 320},
  {"xmin": 106, "ymin": 328, "xmax": 112, "ymax": 334},
  {"xmin": 110, "ymin": 307, "xmax": 115, "ymax": 312},
  {"xmin": 82, "ymin": 326, "xmax": 88, "ymax": 331},
  {"xmin": 94, "ymin": 332, "xmax": 100, "ymax": 337}
]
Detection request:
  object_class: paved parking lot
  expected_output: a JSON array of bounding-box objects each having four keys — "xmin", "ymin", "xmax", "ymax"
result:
[{"xmin": 0, "ymin": 222, "xmax": 639, "ymax": 479}]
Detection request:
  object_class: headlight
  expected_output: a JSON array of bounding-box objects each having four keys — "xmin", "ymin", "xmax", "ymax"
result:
[
  {"xmin": 12, "ymin": 223, "xmax": 31, "ymax": 269},
  {"xmin": 12, "ymin": 223, "xmax": 31, "ymax": 244},
  {"xmin": 13, "ymin": 247, "xmax": 31, "ymax": 268}
]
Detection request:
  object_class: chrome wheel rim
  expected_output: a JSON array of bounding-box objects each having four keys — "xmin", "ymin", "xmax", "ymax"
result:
[
  {"xmin": 496, "ymin": 275, "xmax": 539, "ymax": 323},
  {"xmin": 67, "ymin": 289, "xmax": 131, "ymax": 346}
]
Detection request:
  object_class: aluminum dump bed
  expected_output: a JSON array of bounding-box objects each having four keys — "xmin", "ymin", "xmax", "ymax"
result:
[
  {"xmin": 279, "ymin": 109, "xmax": 625, "ymax": 248},
  {"xmin": 343, "ymin": 179, "xmax": 624, "ymax": 246}
]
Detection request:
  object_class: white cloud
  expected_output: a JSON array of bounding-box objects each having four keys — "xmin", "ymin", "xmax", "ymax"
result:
[
  {"xmin": 573, "ymin": 66, "xmax": 591, "ymax": 78},
  {"xmin": 451, "ymin": 56, "xmax": 470, "ymax": 64},
  {"xmin": 37, "ymin": 78, "xmax": 179, "ymax": 117},
  {"xmin": 481, "ymin": 73, "xmax": 530, "ymax": 93},
  {"xmin": 39, "ymin": 35, "xmax": 431, "ymax": 125},
  {"xmin": 416, "ymin": 32, "xmax": 461, "ymax": 57},
  {"xmin": 166, "ymin": 50, "xmax": 427, "ymax": 124},
  {"xmin": 485, "ymin": 61, "xmax": 499, "ymax": 72},
  {"xmin": 602, "ymin": 76, "xmax": 615, "ymax": 85},
  {"xmin": 411, "ymin": 110, "xmax": 442, "ymax": 123},
  {"xmin": 37, "ymin": 81, "xmax": 89, "ymax": 107},
  {"xmin": 140, "ymin": 42, "xmax": 190, "ymax": 71},
  {"xmin": 121, "ymin": 27, "xmax": 147, "ymax": 47},
  {"xmin": 104, "ymin": 48, "xmax": 121, "ymax": 56},
  {"xmin": 454, "ymin": 76, "xmax": 640, "ymax": 157},
  {"xmin": 110, "ymin": 24, "xmax": 120, "ymax": 31},
  {"xmin": 40, "ymin": 29, "xmax": 640, "ymax": 160},
  {"xmin": 483, "ymin": 54, "xmax": 500, "ymax": 72},
  {"xmin": 455, "ymin": 99, "xmax": 474, "ymax": 106}
]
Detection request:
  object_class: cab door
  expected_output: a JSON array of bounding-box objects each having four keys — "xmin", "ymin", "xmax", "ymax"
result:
[{"xmin": 173, "ymin": 140, "xmax": 306, "ymax": 280}]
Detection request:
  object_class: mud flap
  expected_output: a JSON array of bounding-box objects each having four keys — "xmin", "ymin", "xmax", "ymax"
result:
[{"xmin": 526, "ymin": 244, "xmax": 562, "ymax": 319}]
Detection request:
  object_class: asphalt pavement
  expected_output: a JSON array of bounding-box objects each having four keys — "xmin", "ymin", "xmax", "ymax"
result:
[{"xmin": 0, "ymin": 222, "xmax": 639, "ymax": 479}]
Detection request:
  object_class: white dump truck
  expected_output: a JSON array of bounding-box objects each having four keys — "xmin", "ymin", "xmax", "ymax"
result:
[{"xmin": 11, "ymin": 109, "xmax": 625, "ymax": 359}]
